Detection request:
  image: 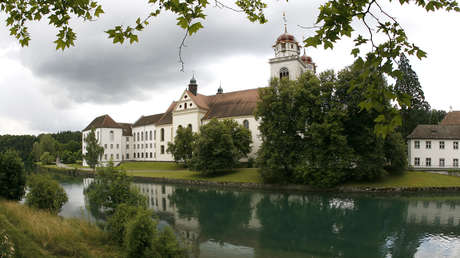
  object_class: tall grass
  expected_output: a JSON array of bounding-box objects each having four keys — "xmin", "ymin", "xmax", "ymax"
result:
[{"xmin": 0, "ymin": 200, "xmax": 122, "ymax": 258}]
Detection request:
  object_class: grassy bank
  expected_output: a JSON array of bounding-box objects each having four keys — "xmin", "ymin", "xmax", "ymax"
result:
[
  {"xmin": 127, "ymin": 168, "xmax": 261, "ymax": 183},
  {"xmin": 119, "ymin": 161, "xmax": 183, "ymax": 171},
  {"xmin": 345, "ymin": 171, "xmax": 460, "ymax": 188},
  {"xmin": 0, "ymin": 200, "xmax": 122, "ymax": 258}
]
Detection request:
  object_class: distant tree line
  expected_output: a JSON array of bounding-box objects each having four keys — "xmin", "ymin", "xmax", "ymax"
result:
[{"xmin": 0, "ymin": 131, "xmax": 82, "ymax": 167}]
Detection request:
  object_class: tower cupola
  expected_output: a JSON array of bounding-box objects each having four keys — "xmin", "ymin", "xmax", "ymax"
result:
[{"xmin": 188, "ymin": 75, "xmax": 198, "ymax": 95}]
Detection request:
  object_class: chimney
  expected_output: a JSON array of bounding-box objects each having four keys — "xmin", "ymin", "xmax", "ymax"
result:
[{"xmin": 188, "ymin": 76, "xmax": 198, "ymax": 96}]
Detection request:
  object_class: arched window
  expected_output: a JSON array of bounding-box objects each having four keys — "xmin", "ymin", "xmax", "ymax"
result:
[
  {"xmin": 188, "ymin": 124, "xmax": 192, "ymax": 130},
  {"xmin": 149, "ymin": 131, "xmax": 152, "ymax": 141},
  {"xmin": 280, "ymin": 67, "xmax": 289, "ymax": 79},
  {"xmin": 137, "ymin": 132, "xmax": 140, "ymax": 141},
  {"xmin": 161, "ymin": 128, "xmax": 165, "ymax": 141},
  {"xmin": 141, "ymin": 131, "xmax": 144, "ymax": 141},
  {"xmin": 243, "ymin": 120, "xmax": 249, "ymax": 129}
]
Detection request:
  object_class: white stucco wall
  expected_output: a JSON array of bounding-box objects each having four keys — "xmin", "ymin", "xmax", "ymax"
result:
[
  {"xmin": 82, "ymin": 128, "xmax": 123, "ymax": 166},
  {"xmin": 132, "ymin": 124, "xmax": 157, "ymax": 161},
  {"xmin": 269, "ymin": 57, "xmax": 306, "ymax": 80},
  {"xmin": 408, "ymin": 138, "xmax": 460, "ymax": 168}
]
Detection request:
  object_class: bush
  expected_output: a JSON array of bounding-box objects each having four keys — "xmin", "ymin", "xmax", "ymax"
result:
[
  {"xmin": 25, "ymin": 174, "xmax": 68, "ymax": 214},
  {"xmin": 191, "ymin": 119, "xmax": 252, "ymax": 175},
  {"xmin": 125, "ymin": 209, "xmax": 158, "ymax": 258},
  {"xmin": 106, "ymin": 204, "xmax": 141, "ymax": 245},
  {"xmin": 154, "ymin": 226, "xmax": 187, "ymax": 258},
  {"xmin": 40, "ymin": 152, "xmax": 54, "ymax": 165},
  {"xmin": 0, "ymin": 229, "xmax": 15, "ymax": 258},
  {"xmin": 0, "ymin": 150, "xmax": 26, "ymax": 200},
  {"xmin": 61, "ymin": 150, "xmax": 76, "ymax": 164}
]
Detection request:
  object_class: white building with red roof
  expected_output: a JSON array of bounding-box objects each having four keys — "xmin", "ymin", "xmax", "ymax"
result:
[{"xmin": 82, "ymin": 28, "xmax": 316, "ymax": 165}]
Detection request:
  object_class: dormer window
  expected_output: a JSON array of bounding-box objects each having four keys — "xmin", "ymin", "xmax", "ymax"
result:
[{"xmin": 280, "ymin": 67, "xmax": 289, "ymax": 79}]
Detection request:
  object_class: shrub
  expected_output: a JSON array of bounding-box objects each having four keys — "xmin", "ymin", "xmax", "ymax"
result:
[
  {"xmin": 25, "ymin": 174, "xmax": 68, "ymax": 214},
  {"xmin": 40, "ymin": 152, "xmax": 54, "ymax": 165},
  {"xmin": 106, "ymin": 204, "xmax": 141, "ymax": 244},
  {"xmin": 0, "ymin": 229, "xmax": 15, "ymax": 258},
  {"xmin": 0, "ymin": 150, "xmax": 26, "ymax": 200},
  {"xmin": 61, "ymin": 150, "xmax": 76, "ymax": 164},
  {"xmin": 154, "ymin": 226, "xmax": 187, "ymax": 258},
  {"xmin": 125, "ymin": 209, "xmax": 158, "ymax": 258},
  {"xmin": 191, "ymin": 119, "xmax": 252, "ymax": 175}
]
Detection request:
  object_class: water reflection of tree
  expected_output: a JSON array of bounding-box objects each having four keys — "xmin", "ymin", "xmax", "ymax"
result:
[
  {"xmin": 255, "ymin": 195, "xmax": 410, "ymax": 258},
  {"xmin": 170, "ymin": 188, "xmax": 252, "ymax": 241}
]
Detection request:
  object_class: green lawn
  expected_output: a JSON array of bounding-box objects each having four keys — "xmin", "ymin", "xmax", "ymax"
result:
[
  {"xmin": 127, "ymin": 168, "xmax": 261, "ymax": 183},
  {"xmin": 119, "ymin": 161, "xmax": 183, "ymax": 171},
  {"xmin": 345, "ymin": 171, "xmax": 460, "ymax": 188},
  {"xmin": 67, "ymin": 163, "xmax": 88, "ymax": 169}
]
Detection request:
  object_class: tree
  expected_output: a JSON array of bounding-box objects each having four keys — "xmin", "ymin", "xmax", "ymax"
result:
[
  {"xmin": 25, "ymin": 174, "xmax": 68, "ymax": 214},
  {"xmin": 31, "ymin": 142, "xmax": 41, "ymax": 162},
  {"xmin": 167, "ymin": 126, "xmax": 196, "ymax": 167},
  {"xmin": 40, "ymin": 152, "xmax": 54, "ymax": 165},
  {"xmin": 0, "ymin": 150, "xmax": 26, "ymax": 201},
  {"xmin": 83, "ymin": 128, "xmax": 104, "ymax": 169},
  {"xmin": 191, "ymin": 119, "xmax": 252, "ymax": 175},
  {"xmin": 125, "ymin": 209, "xmax": 159, "ymax": 258},
  {"xmin": 38, "ymin": 134, "xmax": 57, "ymax": 156}
]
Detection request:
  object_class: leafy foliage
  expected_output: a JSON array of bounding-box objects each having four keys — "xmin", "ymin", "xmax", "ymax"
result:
[
  {"xmin": 191, "ymin": 119, "xmax": 252, "ymax": 175},
  {"xmin": 85, "ymin": 163, "xmax": 146, "ymax": 218},
  {"xmin": 0, "ymin": 135, "xmax": 36, "ymax": 167},
  {"xmin": 25, "ymin": 174, "xmax": 68, "ymax": 214},
  {"xmin": 40, "ymin": 151, "xmax": 54, "ymax": 165},
  {"xmin": 124, "ymin": 209, "xmax": 158, "ymax": 258},
  {"xmin": 106, "ymin": 204, "xmax": 142, "ymax": 245},
  {"xmin": 83, "ymin": 128, "xmax": 104, "ymax": 169},
  {"xmin": 256, "ymin": 66, "xmax": 407, "ymax": 187},
  {"xmin": 167, "ymin": 126, "xmax": 196, "ymax": 167},
  {"xmin": 0, "ymin": 150, "xmax": 26, "ymax": 201}
]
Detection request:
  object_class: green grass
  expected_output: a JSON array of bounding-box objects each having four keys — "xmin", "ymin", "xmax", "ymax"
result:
[
  {"xmin": 345, "ymin": 171, "xmax": 460, "ymax": 188},
  {"xmin": 119, "ymin": 161, "xmax": 183, "ymax": 171},
  {"xmin": 0, "ymin": 200, "xmax": 122, "ymax": 258},
  {"xmin": 127, "ymin": 168, "xmax": 262, "ymax": 183},
  {"xmin": 67, "ymin": 163, "xmax": 88, "ymax": 169}
]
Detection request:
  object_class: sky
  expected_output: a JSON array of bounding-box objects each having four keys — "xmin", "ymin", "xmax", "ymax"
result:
[{"xmin": 0, "ymin": 0, "xmax": 459, "ymax": 135}]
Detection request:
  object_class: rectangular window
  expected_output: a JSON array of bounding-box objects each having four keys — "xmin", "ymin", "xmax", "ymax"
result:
[
  {"xmin": 150, "ymin": 152, "xmax": 153, "ymax": 158},
  {"xmin": 126, "ymin": 154, "xmax": 129, "ymax": 159},
  {"xmin": 141, "ymin": 132, "xmax": 144, "ymax": 141},
  {"xmin": 116, "ymin": 154, "xmax": 119, "ymax": 160},
  {"xmin": 440, "ymin": 141, "xmax": 445, "ymax": 149},
  {"xmin": 104, "ymin": 154, "xmax": 107, "ymax": 160},
  {"xmin": 110, "ymin": 130, "xmax": 114, "ymax": 141},
  {"xmin": 110, "ymin": 144, "xmax": 113, "ymax": 149},
  {"xmin": 134, "ymin": 144, "xmax": 136, "ymax": 149},
  {"xmin": 426, "ymin": 141, "xmax": 431, "ymax": 149},
  {"xmin": 426, "ymin": 158, "xmax": 431, "ymax": 167},
  {"xmin": 440, "ymin": 158, "xmax": 445, "ymax": 167},
  {"xmin": 126, "ymin": 144, "xmax": 129, "ymax": 149},
  {"xmin": 154, "ymin": 130, "xmax": 156, "ymax": 140},
  {"xmin": 116, "ymin": 144, "xmax": 119, "ymax": 149},
  {"xmin": 141, "ymin": 152, "xmax": 144, "ymax": 158},
  {"xmin": 110, "ymin": 154, "xmax": 114, "ymax": 160},
  {"xmin": 454, "ymin": 159, "xmax": 459, "ymax": 167},
  {"xmin": 126, "ymin": 137, "xmax": 129, "ymax": 142},
  {"xmin": 455, "ymin": 142, "xmax": 459, "ymax": 150},
  {"xmin": 414, "ymin": 157, "xmax": 420, "ymax": 166},
  {"xmin": 150, "ymin": 131, "xmax": 152, "ymax": 141},
  {"xmin": 161, "ymin": 145, "xmax": 165, "ymax": 154},
  {"xmin": 414, "ymin": 140, "xmax": 420, "ymax": 149},
  {"xmin": 104, "ymin": 144, "xmax": 107, "ymax": 149},
  {"xmin": 150, "ymin": 143, "xmax": 153, "ymax": 148}
]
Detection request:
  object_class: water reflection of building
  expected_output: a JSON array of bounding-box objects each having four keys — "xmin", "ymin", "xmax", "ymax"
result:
[{"xmin": 407, "ymin": 200, "xmax": 460, "ymax": 226}]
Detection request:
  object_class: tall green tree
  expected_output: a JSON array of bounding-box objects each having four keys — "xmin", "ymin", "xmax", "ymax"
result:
[
  {"xmin": 0, "ymin": 150, "xmax": 26, "ymax": 200},
  {"xmin": 38, "ymin": 134, "xmax": 57, "ymax": 156},
  {"xmin": 83, "ymin": 129, "xmax": 104, "ymax": 169},
  {"xmin": 167, "ymin": 126, "xmax": 196, "ymax": 167},
  {"xmin": 191, "ymin": 119, "xmax": 252, "ymax": 175}
]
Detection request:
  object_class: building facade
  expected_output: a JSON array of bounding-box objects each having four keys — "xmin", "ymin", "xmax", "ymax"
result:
[
  {"xmin": 407, "ymin": 112, "xmax": 460, "ymax": 169},
  {"xmin": 82, "ymin": 29, "xmax": 316, "ymax": 166}
]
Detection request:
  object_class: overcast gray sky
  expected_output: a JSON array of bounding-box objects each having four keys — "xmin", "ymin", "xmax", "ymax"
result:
[{"xmin": 0, "ymin": 0, "xmax": 459, "ymax": 135}]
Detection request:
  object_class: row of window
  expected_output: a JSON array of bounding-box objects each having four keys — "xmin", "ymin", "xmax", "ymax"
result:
[
  {"xmin": 133, "ymin": 129, "xmax": 165, "ymax": 142},
  {"xmin": 104, "ymin": 143, "xmax": 119, "ymax": 150},
  {"xmin": 414, "ymin": 140, "xmax": 459, "ymax": 150},
  {"xmin": 104, "ymin": 153, "xmax": 120, "ymax": 160},
  {"xmin": 130, "ymin": 143, "xmax": 155, "ymax": 150},
  {"xmin": 414, "ymin": 157, "xmax": 459, "ymax": 167}
]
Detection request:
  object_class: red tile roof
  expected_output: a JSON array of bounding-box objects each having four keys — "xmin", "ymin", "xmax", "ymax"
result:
[
  {"xmin": 133, "ymin": 113, "xmax": 164, "ymax": 127},
  {"xmin": 440, "ymin": 111, "xmax": 460, "ymax": 125},
  {"xmin": 156, "ymin": 102, "xmax": 177, "ymax": 126},
  {"xmin": 83, "ymin": 114, "xmax": 122, "ymax": 131}
]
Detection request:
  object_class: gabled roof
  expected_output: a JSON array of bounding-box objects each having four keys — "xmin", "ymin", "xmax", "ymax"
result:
[
  {"xmin": 156, "ymin": 102, "xmax": 177, "ymax": 126},
  {"xmin": 440, "ymin": 111, "xmax": 460, "ymax": 125},
  {"xmin": 83, "ymin": 114, "xmax": 122, "ymax": 131},
  {"xmin": 407, "ymin": 125, "xmax": 460, "ymax": 139},
  {"xmin": 202, "ymin": 88, "xmax": 260, "ymax": 120},
  {"xmin": 132, "ymin": 113, "xmax": 164, "ymax": 127},
  {"xmin": 118, "ymin": 123, "xmax": 133, "ymax": 136},
  {"xmin": 185, "ymin": 90, "xmax": 210, "ymax": 110}
]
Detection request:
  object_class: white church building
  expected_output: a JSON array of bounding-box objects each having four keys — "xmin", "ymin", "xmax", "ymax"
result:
[{"xmin": 82, "ymin": 28, "xmax": 316, "ymax": 166}]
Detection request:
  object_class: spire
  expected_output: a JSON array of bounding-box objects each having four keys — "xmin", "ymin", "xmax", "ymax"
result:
[
  {"xmin": 217, "ymin": 81, "xmax": 223, "ymax": 94},
  {"xmin": 283, "ymin": 12, "xmax": 287, "ymax": 33},
  {"xmin": 188, "ymin": 75, "xmax": 198, "ymax": 95}
]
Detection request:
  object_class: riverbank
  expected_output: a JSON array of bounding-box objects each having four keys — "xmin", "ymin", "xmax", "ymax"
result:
[
  {"xmin": 0, "ymin": 200, "xmax": 122, "ymax": 258},
  {"xmin": 38, "ymin": 163, "xmax": 460, "ymax": 193}
]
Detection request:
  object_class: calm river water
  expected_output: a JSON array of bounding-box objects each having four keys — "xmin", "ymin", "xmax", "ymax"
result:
[{"xmin": 56, "ymin": 176, "xmax": 460, "ymax": 258}]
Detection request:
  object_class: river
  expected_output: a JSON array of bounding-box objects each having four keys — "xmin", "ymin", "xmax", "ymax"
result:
[{"xmin": 55, "ymin": 175, "xmax": 460, "ymax": 258}]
